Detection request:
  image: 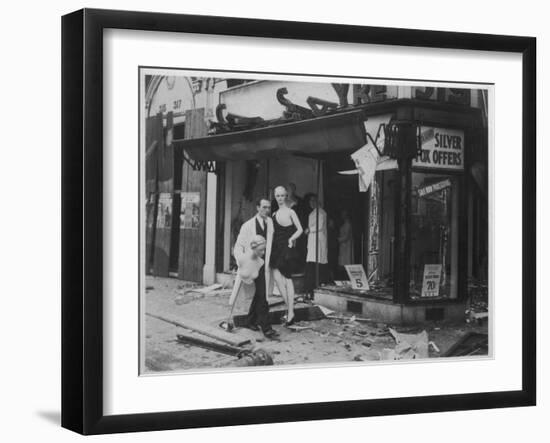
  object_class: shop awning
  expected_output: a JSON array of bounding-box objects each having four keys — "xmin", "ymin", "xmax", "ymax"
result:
[{"xmin": 173, "ymin": 109, "xmax": 367, "ymax": 161}]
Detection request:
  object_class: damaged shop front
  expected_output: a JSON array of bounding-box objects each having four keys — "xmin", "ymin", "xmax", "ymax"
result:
[{"xmin": 174, "ymin": 81, "xmax": 488, "ymax": 325}]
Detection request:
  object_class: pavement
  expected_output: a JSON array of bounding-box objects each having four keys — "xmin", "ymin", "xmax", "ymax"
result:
[{"xmin": 143, "ymin": 276, "xmax": 489, "ymax": 373}]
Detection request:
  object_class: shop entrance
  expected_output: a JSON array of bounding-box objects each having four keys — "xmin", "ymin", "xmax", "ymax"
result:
[{"xmin": 324, "ymin": 153, "xmax": 367, "ymax": 281}]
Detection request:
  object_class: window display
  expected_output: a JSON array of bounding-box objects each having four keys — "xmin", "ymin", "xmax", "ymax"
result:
[{"xmin": 410, "ymin": 172, "xmax": 460, "ymax": 299}]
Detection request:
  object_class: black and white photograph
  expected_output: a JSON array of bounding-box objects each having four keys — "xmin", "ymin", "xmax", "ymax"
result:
[
  {"xmin": 0, "ymin": 0, "xmax": 545, "ymax": 439},
  {"xmin": 140, "ymin": 71, "xmax": 490, "ymax": 373}
]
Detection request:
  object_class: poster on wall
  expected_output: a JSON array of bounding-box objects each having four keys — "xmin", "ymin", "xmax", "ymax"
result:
[
  {"xmin": 180, "ymin": 192, "xmax": 200, "ymax": 229},
  {"xmin": 156, "ymin": 193, "xmax": 172, "ymax": 229},
  {"xmin": 413, "ymin": 127, "xmax": 464, "ymax": 170},
  {"xmin": 421, "ymin": 264, "xmax": 443, "ymax": 297}
]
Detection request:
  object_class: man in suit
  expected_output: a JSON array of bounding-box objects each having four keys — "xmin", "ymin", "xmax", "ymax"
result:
[{"xmin": 233, "ymin": 197, "xmax": 278, "ymax": 339}]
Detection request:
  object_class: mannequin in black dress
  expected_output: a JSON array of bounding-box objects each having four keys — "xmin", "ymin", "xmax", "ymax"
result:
[{"xmin": 270, "ymin": 185, "xmax": 303, "ymax": 325}]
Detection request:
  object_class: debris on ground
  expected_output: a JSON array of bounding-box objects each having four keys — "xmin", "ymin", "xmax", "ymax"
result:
[
  {"xmin": 147, "ymin": 312, "xmax": 250, "ymax": 347},
  {"xmin": 189, "ymin": 283, "xmax": 223, "ymax": 294},
  {"xmin": 381, "ymin": 328, "xmax": 430, "ymax": 360},
  {"xmin": 213, "ymin": 349, "xmax": 274, "ymax": 367},
  {"xmin": 466, "ymin": 278, "xmax": 489, "ymax": 324},
  {"xmin": 232, "ymin": 305, "xmax": 326, "ymax": 326},
  {"xmin": 429, "ymin": 341, "xmax": 440, "ymax": 353},
  {"xmin": 144, "ymin": 276, "xmax": 489, "ymax": 371},
  {"xmin": 317, "ymin": 305, "xmax": 335, "ymax": 317},
  {"xmin": 443, "ymin": 332, "xmax": 488, "ymax": 357},
  {"xmin": 465, "ymin": 309, "xmax": 489, "ymax": 325},
  {"xmin": 286, "ymin": 325, "xmax": 313, "ymax": 332},
  {"xmin": 176, "ymin": 331, "xmax": 243, "ymax": 355}
]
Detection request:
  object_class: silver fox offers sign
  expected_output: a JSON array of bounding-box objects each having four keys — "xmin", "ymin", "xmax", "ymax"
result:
[{"xmin": 413, "ymin": 127, "xmax": 465, "ymax": 170}]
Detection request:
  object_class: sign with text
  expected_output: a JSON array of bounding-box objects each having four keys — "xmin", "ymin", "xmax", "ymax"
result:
[
  {"xmin": 421, "ymin": 264, "xmax": 443, "ymax": 297},
  {"xmin": 417, "ymin": 179, "xmax": 452, "ymax": 197},
  {"xmin": 413, "ymin": 127, "xmax": 464, "ymax": 170},
  {"xmin": 345, "ymin": 264, "xmax": 370, "ymax": 291}
]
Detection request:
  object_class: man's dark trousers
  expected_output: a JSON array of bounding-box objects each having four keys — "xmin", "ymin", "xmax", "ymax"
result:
[{"xmin": 246, "ymin": 265, "xmax": 270, "ymax": 332}]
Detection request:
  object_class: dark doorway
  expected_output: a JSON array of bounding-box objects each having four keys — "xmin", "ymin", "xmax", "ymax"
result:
[{"xmin": 324, "ymin": 153, "xmax": 367, "ymax": 280}]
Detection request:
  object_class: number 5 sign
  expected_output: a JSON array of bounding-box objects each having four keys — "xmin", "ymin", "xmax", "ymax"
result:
[
  {"xmin": 421, "ymin": 264, "xmax": 442, "ymax": 297},
  {"xmin": 345, "ymin": 265, "xmax": 370, "ymax": 291}
]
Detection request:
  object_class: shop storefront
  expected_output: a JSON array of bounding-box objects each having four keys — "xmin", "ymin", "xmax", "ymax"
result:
[{"xmin": 174, "ymin": 81, "xmax": 488, "ymax": 324}]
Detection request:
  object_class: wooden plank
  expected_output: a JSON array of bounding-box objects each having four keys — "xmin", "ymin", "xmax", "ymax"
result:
[
  {"xmin": 181, "ymin": 169, "xmax": 207, "ymax": 282},
  {"xmin": 179, "ymin": 108, "xmax": 208, "ymax": 282},
  {"xmin": 146, "ymin": 312, "xmax": 250, "ymax": 347},
  {"xmin": 150, "ymin": 113, "xmax": 173, "ymax": 277},
  {"xmin": 176, "ymin": 332, "xmax": 244, "ymax": 356},
  {"xmin": 145, "ymin": 115, "xmax": 160, "ymax": 194},
  {"xmin": 165, "ymin": 113, "xmax": 181, "ymax": 273},
  {"xmin": 145, "ymin": 115, "xmax": 161, "ymax": 274},
  {"xmin": 157, "ymin": 111, "xmax": 174, "ymax": 193},
  {"xmin": 145, "ymin": 192, "xmax": 158, "ymax": 274}
]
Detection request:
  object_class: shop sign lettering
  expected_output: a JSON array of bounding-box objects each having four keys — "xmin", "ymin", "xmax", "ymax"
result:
[
  {"xmin": 418, "ymin": 179, "xmax": 452, "ymax": 197},
  {"xmin": 413, "ymin": 127, "xmax": 464, "ymax": 170}
]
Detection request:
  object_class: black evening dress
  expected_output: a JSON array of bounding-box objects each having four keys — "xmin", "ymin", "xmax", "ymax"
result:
[{"xmin": 270, "ymin": 212, "xmax": 299, "ymax": 278}]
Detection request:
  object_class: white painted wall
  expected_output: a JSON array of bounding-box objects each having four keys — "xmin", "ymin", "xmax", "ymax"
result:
[{"xmin": 147, "ymin": 75, "xmax": 196, "ymax": 123}]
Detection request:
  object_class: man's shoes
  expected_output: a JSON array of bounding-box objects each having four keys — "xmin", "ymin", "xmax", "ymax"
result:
[
  {"xmin": 263, "ymin": 328, "xmax": 280, "ymax": 340},
  {"xmin": 244, "ymin": 323, "xmax": 260, "ymax": 332}
]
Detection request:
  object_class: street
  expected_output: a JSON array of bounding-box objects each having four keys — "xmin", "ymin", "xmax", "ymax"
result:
[{"xmin": 143, "ymin": 276, "xmax": 488, "ymax": 373}]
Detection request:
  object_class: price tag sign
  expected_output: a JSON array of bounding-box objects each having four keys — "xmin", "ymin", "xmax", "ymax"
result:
[
  {"xmin": 421, "ymin": 264, "xmax": 442, "ymax": 297},
  {"xmin": 345, "ymin": 265, "xmax": 370, "ymax": 291}
]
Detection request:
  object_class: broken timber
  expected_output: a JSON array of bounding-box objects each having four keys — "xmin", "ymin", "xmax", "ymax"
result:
[
  {"xmin": 176, "ymin": 333, "xmax": 275, "ymax": 367},
  {"xmin": 443, "ymin": 332, "xmax": 488, "ymax": 357},
  {"xmin": 176, "ymin": 331, "xmax": 244, "ymax": 355},
  {"xmin": 146, "ymin": 312, "xmax": 250, "ymax": 347}
]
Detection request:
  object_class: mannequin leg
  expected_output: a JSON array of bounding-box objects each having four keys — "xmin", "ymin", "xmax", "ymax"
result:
[
  {"xmin": 272, "ymin": 268, "xmax": 288, "ymax": 306},
  {"xmin": 285, "ymin": 277, "xmax": 295, "ymax": 322}
]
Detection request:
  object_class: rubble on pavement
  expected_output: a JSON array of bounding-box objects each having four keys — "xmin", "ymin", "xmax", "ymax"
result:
[{"xmin": 144, "ymin": 276, "xmax": 489, "ymax": 372}]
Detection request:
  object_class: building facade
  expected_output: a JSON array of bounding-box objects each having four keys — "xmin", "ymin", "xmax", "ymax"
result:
[{"xmin": 146, "ymin": 74, "xmax": 488, "ymax": 324}]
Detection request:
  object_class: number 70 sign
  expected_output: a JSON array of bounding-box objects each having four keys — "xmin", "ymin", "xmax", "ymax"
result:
[{"xmin": 421, "ymin": 264, "xmax": 443, "ymax": 297}]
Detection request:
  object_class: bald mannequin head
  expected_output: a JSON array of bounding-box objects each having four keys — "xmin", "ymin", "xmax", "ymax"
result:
[
  {"xmin": 250, "ymin": 235, "xmax": 266, "ymax": 258},
  {"xmin": 274, "ymin": 185, "xmax": 288, "ymax": 207}
]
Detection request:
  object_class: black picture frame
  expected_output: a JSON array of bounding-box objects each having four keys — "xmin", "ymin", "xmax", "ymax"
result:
[{"xmin": 61, "ymin": 8, "xmax": 536, "ymax": 435}]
